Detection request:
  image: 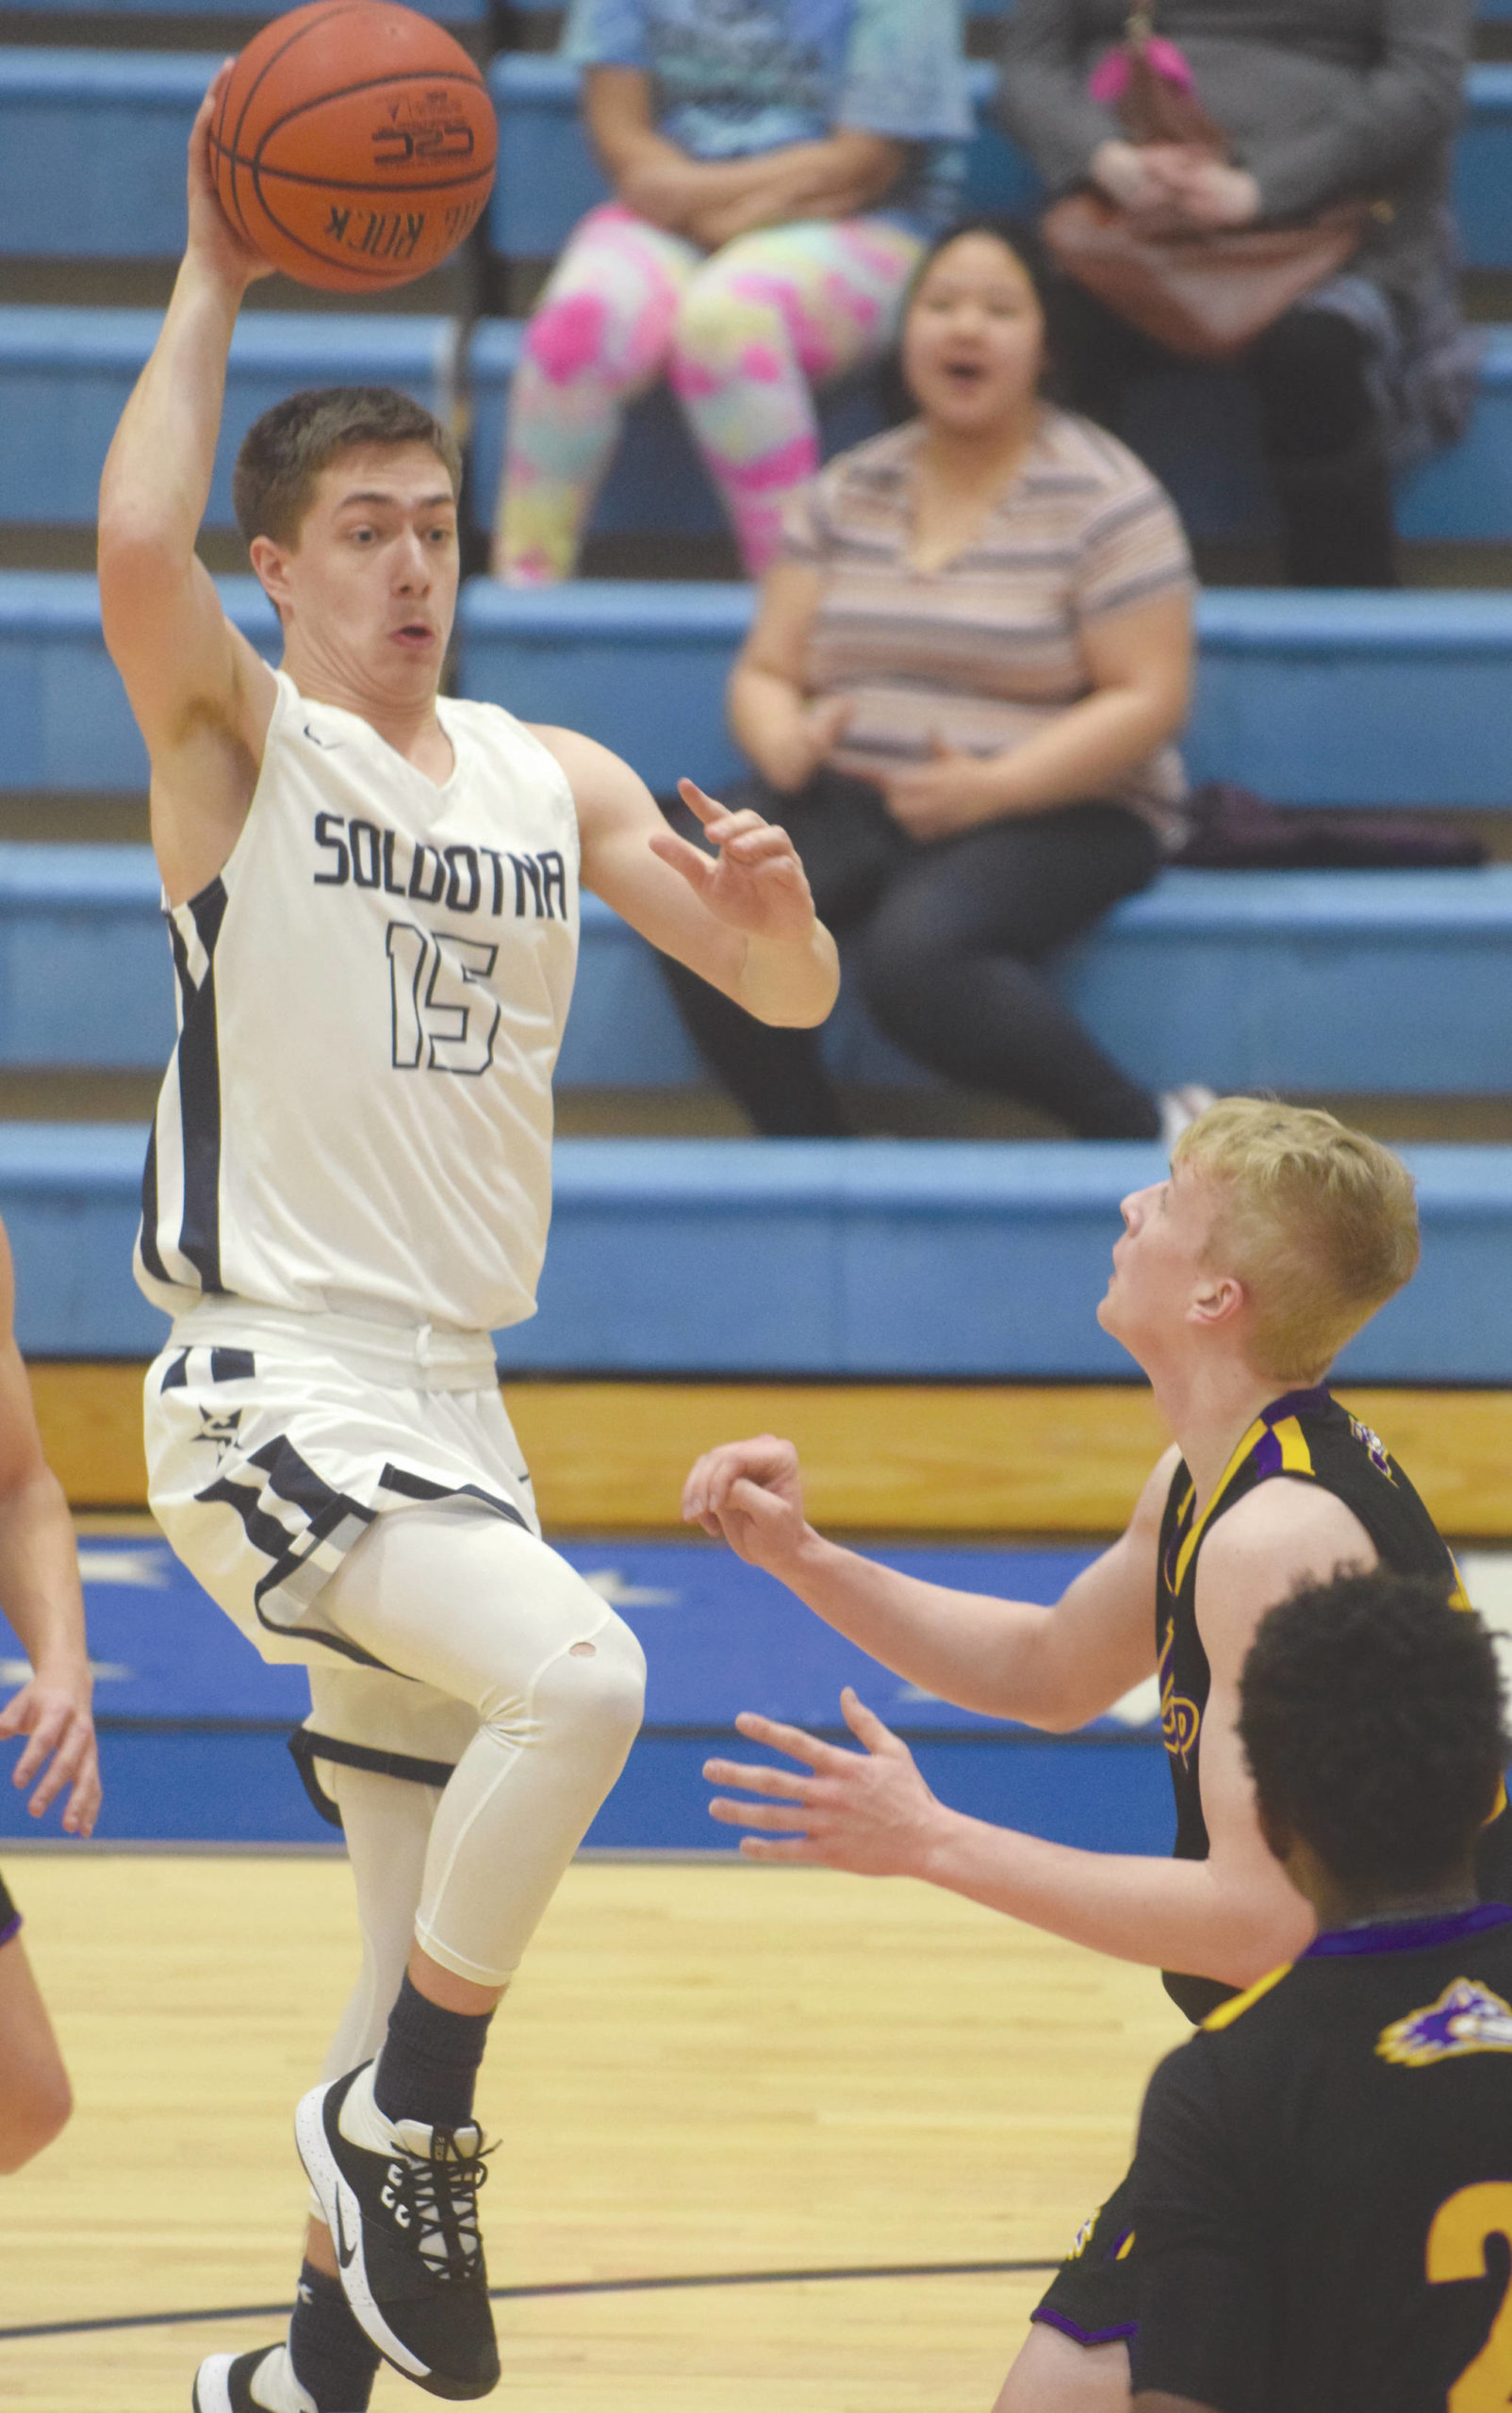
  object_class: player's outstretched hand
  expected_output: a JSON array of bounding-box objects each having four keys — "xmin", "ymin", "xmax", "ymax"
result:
[
  {"xmin": 682, "ymin": 1433, "xmax": 810, "ymax": 1572},
  {"xmin": 0, "ymin": 1666, "xmax": 100, "ymax": 1838},
  {"xmin": 649, "ymin": 780, "xmax": 818, "ymax": 942},
  {"xmin": 704, "ymin": 1688, "xmax": 945, "ymax": 1876},
  {"xmin": 187, "ymin": 65, "xmax": 276, "ymax": 294}
]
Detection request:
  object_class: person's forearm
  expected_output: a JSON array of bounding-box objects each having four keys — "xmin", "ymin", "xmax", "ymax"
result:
[
  {"xmin": 912, "ymin": 1808, "xmax": 1310, "ymax": 1986},
  {"xmin": 764, "ymin": 1530, "xmax": 1070, "ymax": 1724},
  {"xmin": 968, "ymin": 684, "xmax": 1184, "ymax": 822},
  {"xmin": 729, "ymin": 665, "xmax": 814, "ymax": 790},
  {"xmin": 1238, "ymin": 7, "xmax": 1464, "ymax": 219},
  {"xmin": 736, "ymin": 916, "xmax": 839, "ymax": 1027},
  {"xmin": 716, "ymin": 134, "xmax": 902, "ymax": 220},
  {"xmin": 0, "ymin": 1468, "xmax": 88, "ymax": 1684},
  {"xmin": 686, "ymin": 132, "xmax": 904, "ymax": 244},
  {"xmin": 99, "ymin": 257, "xmax": 240, "ymax": 566},
  {"xmin": 996, "ymin": 0, "xmax": 1123, "ymax": 193},
  {"xmin": 586, "ymin": 72, "xmax": 808, "ymax": 222}
]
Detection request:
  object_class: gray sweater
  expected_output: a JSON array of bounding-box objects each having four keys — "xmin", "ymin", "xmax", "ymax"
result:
[{"xmin": 996, "ymin": 0, "xmax": 1471, "ymax": 302}]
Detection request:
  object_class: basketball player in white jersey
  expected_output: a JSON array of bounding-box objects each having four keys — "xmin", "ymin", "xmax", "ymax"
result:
[{"xmin": 98, "ymin": 71, "xmax": 839, "ymax": 2413}]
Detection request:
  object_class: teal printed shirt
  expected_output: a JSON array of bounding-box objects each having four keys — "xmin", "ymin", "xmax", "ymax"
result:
[{"xmin": 562, "ymin": 0, "xmax": 972, "ymax": 230}]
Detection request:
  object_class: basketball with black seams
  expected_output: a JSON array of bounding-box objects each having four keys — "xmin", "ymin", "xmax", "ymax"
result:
[{"xmin": 208, "ymin": 0, "xmax": 497, "ymax": 293}]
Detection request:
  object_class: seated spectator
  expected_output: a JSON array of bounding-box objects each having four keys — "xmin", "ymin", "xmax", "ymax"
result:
[
  {"xmin": 494, "ymin": 0, "xmax": 972, "ymax": 583},
  {"xmin": 660, "ymin": 219, "xmax": 1197, "ymax": 1141},
  {"xmin": 997, "ymin": 0, "xmax": 1478, "ymax": 588}
]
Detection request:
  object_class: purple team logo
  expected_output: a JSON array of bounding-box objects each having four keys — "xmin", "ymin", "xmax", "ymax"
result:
[
  {"xmin": 1348, "ymin": 1414, "xmax": 1396, "ymax": 1484},
  {"xmin": 1376, "ymin": 1978, "xmax": 1512, "ymax": 2068}
]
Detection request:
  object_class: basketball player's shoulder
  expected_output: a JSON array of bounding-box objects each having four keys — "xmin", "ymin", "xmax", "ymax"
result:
[
  {"xmin": 1204, "ymin": 1472, "xmax": 1373, "ymax": 1573},
  {"xmin": 447, "ymin": 697, "xmax": 583, "ymax": 800}
]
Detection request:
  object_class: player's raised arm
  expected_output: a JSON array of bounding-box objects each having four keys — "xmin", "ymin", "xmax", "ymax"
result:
[
  {"xmin": 0, "ymin": 1222, "xmax": 97, "ymax": 1837},
  {"xmin": 97, "ymin": 65, "xmax": 277, "ymax": 906},
  {"xmin": 536, "ymin": 730, "xmax": 840, "ymax": 1028},
  {"xmin": 682, "ymin": 1432, "xmax": 1172, "ymax": 1731}
]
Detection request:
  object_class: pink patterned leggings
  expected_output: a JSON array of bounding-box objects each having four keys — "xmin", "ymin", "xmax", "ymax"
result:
[{"xmin": 495, "ymin": 204, "xmax": 922, "ymax": 581}]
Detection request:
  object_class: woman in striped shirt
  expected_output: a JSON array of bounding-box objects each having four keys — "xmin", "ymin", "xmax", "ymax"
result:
[{"xmin": 661, "ymin": 217, "xmax": 1199, "ymax": 1140}]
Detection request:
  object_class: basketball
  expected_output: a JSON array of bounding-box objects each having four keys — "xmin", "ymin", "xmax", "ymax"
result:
[{"xmin": 208, "ymin": 0, "xmax": 497, "ymax": 294}]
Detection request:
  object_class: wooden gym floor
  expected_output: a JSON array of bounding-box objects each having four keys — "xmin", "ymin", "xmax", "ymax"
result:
[{"xmin": 0, "ymin": 1852, "xmax": 1189, "ymax": 2411}]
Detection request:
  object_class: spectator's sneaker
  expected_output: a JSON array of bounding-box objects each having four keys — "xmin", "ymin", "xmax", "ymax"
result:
[
  {"xmin": 192, "ymin": 2345, "xmax": 315, "ymax": 2413},
  {"xmin": 1159, "ymin": 1084, "xmax": 1218, "ymax": 1151},
  {"xmin": 294, "ymin": 2062, "xmax": 499, "ymax": 2401}
]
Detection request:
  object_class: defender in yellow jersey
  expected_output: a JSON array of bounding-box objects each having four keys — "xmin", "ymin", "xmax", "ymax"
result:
[{"xmin": 683, "ymin": 1099, "xmax": 1511, "ymax": 2413}]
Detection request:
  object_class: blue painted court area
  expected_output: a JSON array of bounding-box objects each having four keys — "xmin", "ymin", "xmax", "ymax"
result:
[{"xmin": 0, "ymin": 1538, "xmax": 1173, "ymax": 1856}]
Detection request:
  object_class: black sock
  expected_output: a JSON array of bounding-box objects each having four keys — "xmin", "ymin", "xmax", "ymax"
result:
[
  {"xmin": 288, "ymin": 2260, "xmax": 381, "ymax": 2412},
  {"xmin": 372, "ymin": 1973, "xmax": 494, "ymax": 2130}
]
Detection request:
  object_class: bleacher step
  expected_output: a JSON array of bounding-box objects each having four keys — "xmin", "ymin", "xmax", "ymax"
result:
[
  {"xmin": 464, "ymin": 317, "xmax": 1512, "ymax": 551},
  {"xmin": 7, "ymin": 572, "xmax": 1512, "ymax": 804},
  {"xmin": 4, "ymin": 50, "xmax": 1510, "ymax": 272},
  {"xmin": 9, "ymin": 1125, "xmax": 1512, "ymax": 1378},
  {"xmin": 13, "ymin": 848, "xmax": 1512, "ymax": 1095},
  {"xmin": 0, "ymin": 311, "xmax": 456, "ymax": 528},
  {"xmin": 486, "ymin": 56, "xmax": 1512, "ymax": 274},
  {"xmin": 457, "ymin": 581, "xmax": 1512, "ymax": 807}
]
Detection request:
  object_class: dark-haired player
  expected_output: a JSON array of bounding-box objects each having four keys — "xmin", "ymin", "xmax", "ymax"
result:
[
  {"xmin": 685, "ymin": 1095, "xmax": 1512, "ymax": 2412},
  {"xmin": 98, "ymin": 68, "xmax": 837, "ymax": 2413},
  {"xmin": 0, "ymin": 1209, "xmax": 100, "ymax": 2172},
  {"xmin": 1130, "ymin": 1567, "xmax": 1512, "ymax": 2413}
]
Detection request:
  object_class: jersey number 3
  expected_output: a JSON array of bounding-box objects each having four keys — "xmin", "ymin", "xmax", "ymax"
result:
[
  {"xmin": 1428, "ymin": 2181, "xmax": 1512, "ymax": 2409},
  {"xmin": 386, "ymin": 922, "xmax": 501, "ymax": 1077}
]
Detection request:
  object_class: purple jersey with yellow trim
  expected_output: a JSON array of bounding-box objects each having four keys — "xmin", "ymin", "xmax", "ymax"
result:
[
  {"xmin": 1129, "ymin": 1906, "xmax": 1512, "ymax": 2412},
  {"xmin": 1152, "ymin": 1388, "xmax": 1512, "ymax": 2022}
]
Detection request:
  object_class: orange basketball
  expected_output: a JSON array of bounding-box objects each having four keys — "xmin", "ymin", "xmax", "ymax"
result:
[{"xmin": 208, "ymin": 0, "xmax": 497, "ymax": 293}]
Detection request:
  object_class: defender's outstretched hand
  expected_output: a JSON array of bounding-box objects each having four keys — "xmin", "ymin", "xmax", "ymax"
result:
[
  {"xmin": 704, "ymin": 1688, "xmax": 945, "ymax": 1875},
  {"xmin": 649, "ymin": 780, "xmax": 819, "ymax": 942},
  {"xmin": 0, "ymin": 1666, "xmax": 99, "ymax": 1837},
  {"xmin": 682, "ymin": 1433, "xmax": 810, "ymax": 1572}
]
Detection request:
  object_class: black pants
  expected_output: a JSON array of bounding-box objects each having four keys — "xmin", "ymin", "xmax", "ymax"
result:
[
  {"xmin": 659, "ymin": 772, "xmax": 1163, "ymax": 1139},
  {"xmin": 1046, "ymin": 280, "xmax": 1398, "ymax": 588}
]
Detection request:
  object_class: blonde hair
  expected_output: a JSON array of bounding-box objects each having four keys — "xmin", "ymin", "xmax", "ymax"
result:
[{"xmin": 1172, "ymin": 1098, "xmax": 1420, "ymax": 1384}]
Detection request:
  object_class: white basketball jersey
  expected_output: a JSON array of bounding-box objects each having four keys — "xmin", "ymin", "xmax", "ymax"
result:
[{"xmin": 135, "ymin": 670, "xmax": 580, "ymax": 1335}]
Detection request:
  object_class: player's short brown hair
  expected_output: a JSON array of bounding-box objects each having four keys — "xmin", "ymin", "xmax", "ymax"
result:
[
  {"xmin": 1173, "ymin": 1097, "xmax": 1420, "ymax": 1385},
  {"xmin": 232, "ymin": 385, "xmax": 463, "ymax": 547}
]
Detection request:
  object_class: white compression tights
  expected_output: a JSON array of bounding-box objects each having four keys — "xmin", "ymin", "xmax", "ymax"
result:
[{"xmin": 307, "ymin": 1502, "xmax": 646, "ymax": 2055}]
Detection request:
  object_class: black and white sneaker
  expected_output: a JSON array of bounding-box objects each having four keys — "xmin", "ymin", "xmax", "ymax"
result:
[
  {"xmin": 192, "ymin": 2344, "xmax": 316, "ymax": 2413},
  {"xmin": 294, "ymin": 2061, "xmax": 499, "ymax": 2401}
]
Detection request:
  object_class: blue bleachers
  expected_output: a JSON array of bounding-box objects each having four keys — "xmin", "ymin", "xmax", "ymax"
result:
[
  {"xmin": 0, "ymin": 312, "xmax": 457, "ymax": 529},
  {"xmin": 6, "ymin": 14, "xmax": 1512, "ymax": 1404},
  {"xmin": 455, "ymin": 581, "xmax": 1512, "ymax": 806},
  {"xmin": 0, "ymin": 575, "xmax": 276, "ymax": 791},
  {"xmin": 10, "ymin": 1126, "xmax": 1512, "ymax": 1378},
  {"xmin": 15, "ymin": 855, "xmax": 1512, "ymax": 1093},
  {"xmin": 6, "ymin": 50, "xmax": 1511, "ymax": 269},
  {"xmin": 485, "ymin": 56, "xmax": 1512, "ymax": 274},
  {"xmin": 0, "ymin": 50, "xmax": 214, "ymax": 258},
  {"xmin": 19, "ymin": 571, "xmax": 1512, "ymax": 806},
  {"xmin": 463, "ymin": 317, "xmax": 1512, "ymax": 549},
  {"xmin": 5, "ymin": 305, "xmax": 1505, "ymax": 549}
]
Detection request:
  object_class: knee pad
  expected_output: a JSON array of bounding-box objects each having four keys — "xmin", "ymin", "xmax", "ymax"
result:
[{"xmin": 516, "ymin": 1611, "xmax": 647, "ymax": 1787}]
